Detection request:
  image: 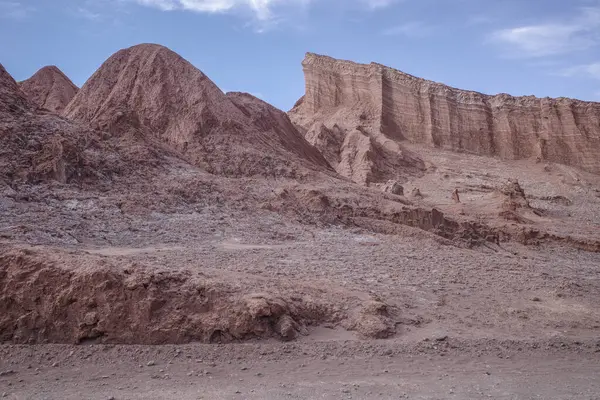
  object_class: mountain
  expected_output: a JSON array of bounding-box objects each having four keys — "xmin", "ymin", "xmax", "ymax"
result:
[
  {"xmin": 289, "ymin": 53, "xmax": 600, "ymax": 184},
  {"xmin": 64, "ymin": 44, "xmax": 331, "ymax": 178},
  {"xmin": 19, "ymin": 65, "xmax": 78, "ymax": 113}
]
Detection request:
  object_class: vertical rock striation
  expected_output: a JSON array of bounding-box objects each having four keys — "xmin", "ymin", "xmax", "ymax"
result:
[{"xmin": 290, "ymin": 53, "xmax": 600, "ymax": 183}]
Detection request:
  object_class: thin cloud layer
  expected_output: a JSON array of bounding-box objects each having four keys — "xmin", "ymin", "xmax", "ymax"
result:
[
  {"xmin": 361, "ymin": 0, "xmax": 397, "ymax": 10},
  {"xmin": 381, "ymin": 21, "xmax": 433, "ymax": 37},
  {"xmin": 0, "ymin": 1, "xmax": 35, "ymax": 19},
  {"xmin": 134, "ymin": 0, "xmax": 290, "ymax": 19},
  {"xmin": 490, "ymin": 6, "xmax": 600, "ymax": 57},
  {"xmin": 559, "ymin": 63, "xmax": 600, "ymax": 80},
  {"xmin": 130, "ymin": 0, "xmax": 396, "ymax": 20}
]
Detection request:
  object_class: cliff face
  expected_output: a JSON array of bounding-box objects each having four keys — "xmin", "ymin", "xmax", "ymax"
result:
[
  {"xmin": 290, "ymin": 53, "xmax": 600, "ymax": 183},
  {"xmin": 19, "ymin": 66, "xmax": 78, "ymax": 113}
]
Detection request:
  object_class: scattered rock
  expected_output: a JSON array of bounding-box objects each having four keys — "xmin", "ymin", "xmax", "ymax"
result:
[
  {"xmin": 411, "ymin": 188, "xmax": 423, "ymax": 199},
  {"xmin": 347, "ymin": 301, "xmax": 396, "ymax": 339},
  {"xmin": 382, "ymin": 180, "xmax": 404, "ymax": 196}
]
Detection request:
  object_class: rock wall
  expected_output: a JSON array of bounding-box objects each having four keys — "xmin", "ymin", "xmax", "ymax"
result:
[{"xmin": 291, "ymin": 53, "xmax": 600, "ymax": 177}]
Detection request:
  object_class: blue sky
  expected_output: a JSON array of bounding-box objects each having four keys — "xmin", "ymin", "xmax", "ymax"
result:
[{"xmin": 1, "ymin": 0, "xmax": 600, "ymax": 110}]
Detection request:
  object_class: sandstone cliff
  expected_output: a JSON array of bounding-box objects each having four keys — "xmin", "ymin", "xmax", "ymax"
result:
[
  {"xmin": 64, "ymin": 44, "xmax": 331, "ymax": 178},
  {"xmin": 19, "ymin": 66, "xmax": 78, "ymax": 113},
  {"xmin": 290, "ymin": 53, "xmax": 600, "ymax": 184}
]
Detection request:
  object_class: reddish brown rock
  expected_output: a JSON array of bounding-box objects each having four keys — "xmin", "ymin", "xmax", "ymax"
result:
[
  {"xmin": 64, "ymin": 44, "xmax": 331, "ymax": 178},
  {"xmin": 290, "ymin": 53, "xmax": 600, "ymax": 183},
  {"xmin": 0, "ymin": 63, "xmax": 30, "ymax": 115},
  {"xmin": 452, "ymin": 189, "xmax": 460, "ymax": 204},
  {"xmin": 226, "ymin": 91, "xmax": 331, "ymax": 172},
  {"xmin": 1, "ymin": 64, "xmax": 130, "ymax": 184},
  {"xmin": 19, "ymin": 66, "xmax": 78, "ymax": 113}
]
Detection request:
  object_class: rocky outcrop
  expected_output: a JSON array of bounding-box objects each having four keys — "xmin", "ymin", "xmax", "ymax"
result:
[
  {"xmin": 64, "ymin": 44, "xmax": 331, "ymax": 178},
  {"xmin": 496, "ymin": 179, "xmax": 538, "ymax": 223},
  {"xmin": 19, "ymin": 66, "xmax": 78, "ymax": 113},
  {"xmin": 381, "ymin": 180, "xmax": 404, "ymax": 196},
  {"xmin": 290, "ymin": 53, "xmax": 600, "ymax": 181}
]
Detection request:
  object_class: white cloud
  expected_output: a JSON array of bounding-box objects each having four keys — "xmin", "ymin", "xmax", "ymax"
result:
[
  {"xmin": 129, "ymin": 0, "xmax": 398, "ymax": 21},
  {"xmin": 131, "ymin": 0, "xmax": 310, "ymax": 20},
  {"xmin": 76, "ymin": 6, "xmax": 103, "ymax": 20},
  {"xmin": 0, "ymin": 1, "xmax": 35, "ymax": 19},
  {"xmin": 490, "ymin": 6, "xmax": 600, "ymax": 57}
]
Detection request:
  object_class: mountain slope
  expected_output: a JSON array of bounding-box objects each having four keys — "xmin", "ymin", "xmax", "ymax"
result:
[
  {"xmin": 19, "ymin": 66, "xmax": 78, "ymax": 113},
  {"xmin": 1, "ymin": 64, "xmax": 121, "ymax": 183},
  {"xmin": 64, "ymin": 44, "xmax": 331, "ymax": 178}
]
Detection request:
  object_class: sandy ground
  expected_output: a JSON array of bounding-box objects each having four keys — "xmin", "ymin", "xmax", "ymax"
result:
[
  {"xmin": 2, "ymin": 342, "xmax": 600, "ymax": 400},
  {"xmin": 2, "ymin": 146, "xmax": 600, "ymax": 399}
]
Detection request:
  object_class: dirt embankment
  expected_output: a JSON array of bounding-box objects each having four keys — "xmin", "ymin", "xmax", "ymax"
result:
[{"xmin": 0, "ymin": 247, "xmax": 398, "ymax": 344}]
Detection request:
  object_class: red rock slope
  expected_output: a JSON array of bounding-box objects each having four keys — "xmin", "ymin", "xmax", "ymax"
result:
[
  {"xmin": 0, "ymin": 64, "xmax": 120, "ymax": 183},
  {"xmin": 19, "ymin": 66, "xmax": 78, "ymax": 113},
  {"xmin": 64, "ymin": 44, "xmax": 331, "ymax": 178}
]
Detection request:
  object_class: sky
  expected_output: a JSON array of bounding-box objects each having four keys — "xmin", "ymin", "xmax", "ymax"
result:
[{"xmin": 1, "ymin": 0, "xmax": 600, "ymax": 110}]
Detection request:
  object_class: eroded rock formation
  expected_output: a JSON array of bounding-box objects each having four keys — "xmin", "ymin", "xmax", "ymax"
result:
[
  {"xmin": 290, "ymin": 53, "xmax": 600, "ymax": 183},
  {"xmin": 64, "ymin": 44, "xmax": 330, "ymax": 178}
]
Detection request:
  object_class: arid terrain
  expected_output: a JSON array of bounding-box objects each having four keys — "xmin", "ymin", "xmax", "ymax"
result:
[{"xmin": 1, "ymin": 44, "xmax": 600, "ymax": 399}]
